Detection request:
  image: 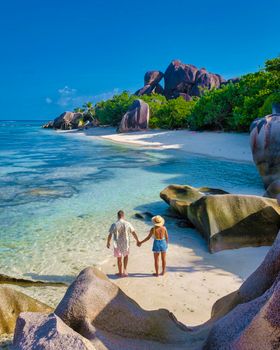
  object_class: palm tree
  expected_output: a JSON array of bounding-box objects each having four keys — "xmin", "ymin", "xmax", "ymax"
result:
[
  {"xmin": 82, "ymin": 102, "xmax": 95, "ymax": 121},
  {"xmin": 74, "ymin": 107, "xmax": 84, "ymax": 113}
]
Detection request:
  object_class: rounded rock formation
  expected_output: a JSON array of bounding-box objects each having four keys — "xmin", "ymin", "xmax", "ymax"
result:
[
  {"xmin": 118, "ymin": 99, "xmax": 150, "ymax": 133},
  {"xmin": 205, "ymin": 231, "xmax": 280, "ymax": 349},
  {"xmin": 144, "ymin": 70, "xmax": 164, "ymax": 86},
  {"xmin": 13, "ymin": 313, "xmax": 95, "ymax": 350},
  {"xmin": 160, "ymin": 184, "xmax": 280, "ymax": 252},
  {"xmin": 135, "ymin": 70, "xmax": 164, "ymax": 96},
  {"xmin": 250, "ymin": 105, "xmax": 280, "ymax": 191},
  {"xmin": 0, "ymin": 286, "xmax": 52, "ymax": 335},
  {"xmin": 43, "ymin": 111, "xmax": 83, "ymax": 130},
  {"xmin": 164, "ymin": 60, "xmax": 198, "ymax": 98}
]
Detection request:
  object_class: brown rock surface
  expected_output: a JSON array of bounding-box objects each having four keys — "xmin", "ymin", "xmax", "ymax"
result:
[
  {"xmin": 55, "ymin": 267, "xmax": 189, "ymax": 344},
  {"xmin": 160, "ymin": 185, "xmax": 280, "ymax": 252},
  {"xmin": 204, "ymin": 231, "xmax": 280, "ymax": 349},
  {"xmin": 250, "ymin": 109, "xmax": 280, "ymax": 191},
  {"xmin": 13, "ymin": 312, "xmax": 95, "ymax": 350},
  {"xmin": 43, "ymin": 111, "xmax": 83, "ymax": 130},
  {"xmin": 0, "ymin": 286, "xmax": 52, "ymax": 335},
  {"xmin": 118, "ymin": 99, "xmax": 150, "ymax": 133}
]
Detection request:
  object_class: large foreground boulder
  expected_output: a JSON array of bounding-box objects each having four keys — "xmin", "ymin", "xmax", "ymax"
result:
[
  {"xmin": 204, "ymin": 231, "xmax": 280, "ymax": 349},
  {"xmin": 118, "ymin": 99, "xmax": 150, "ymax": 133},
  {"xmin": 250, "ymin": 104, "xmax": 280, "ymax": 192},
  {"xmin": 211, "ymin": 229, "xmax": 280, "ymax": 321},
  {"xmin": 0, "ymin": 286, "xmax": 52, "ymax": 335},
  {"xmin": 55, "ymin": 267, "xmax": 189, "ymax": 345},
  {"xmin": 205, "ymin": 277, "xmax": 280, "ymax": 349},
  {"xmin": 13, "ymin": 268, "xmax": 203, "ymax": 349},
  {"xmin": 160, "ymin": 184, "xmax": 280, "ymax": 252},
  {"xmin": 13, "ymin": 312, "xmax": 95, "ymax": 350},
  {"xmin": 43, "ymin": 111, "xmax": 83, "ymax": 130}
]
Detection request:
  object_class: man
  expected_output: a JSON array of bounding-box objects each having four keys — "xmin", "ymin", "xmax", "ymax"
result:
[{"xmin": 107, "ymin": 210, "xmax": 140, "ymax": 277}]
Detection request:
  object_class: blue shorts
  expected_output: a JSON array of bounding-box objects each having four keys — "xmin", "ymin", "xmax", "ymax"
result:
[{"xmin": 152, "ymin": 239, "xmax": 167, "ymax": 253}]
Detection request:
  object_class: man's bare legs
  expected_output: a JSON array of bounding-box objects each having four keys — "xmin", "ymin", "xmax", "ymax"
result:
[
  {"xmin": 116, "ymin": 256, "xmax": 129, "ymax": 277},
  {"xmin": 161, "ymin": 252, "xmax": 166, "ymax": 275},
  {"xmin": 153, "ymin": 252, "xmax": 160, "ymax": 276},
  {"xmin": 117, "ymin": 257, "xmax": 122, "ymax": 276},
  {"xmin": 123, "ymin": 255, "xmax": 129, "ymax": 276}
]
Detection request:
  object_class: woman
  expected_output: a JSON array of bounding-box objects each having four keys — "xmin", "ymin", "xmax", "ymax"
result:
[{"xmin": 139, "ymin": 215, "xmax": 168, "ymax": 276}]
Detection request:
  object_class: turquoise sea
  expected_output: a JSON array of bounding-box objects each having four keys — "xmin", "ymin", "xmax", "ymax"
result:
[{"xmin": 0, "ymin": 121, "xmax": 263, "ymax": 282}]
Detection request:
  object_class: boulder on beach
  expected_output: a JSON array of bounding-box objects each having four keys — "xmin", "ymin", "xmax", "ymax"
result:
[
  {"xmin": 250, "ymin": 105, "xmax": 280, "ymax": 192},
  {"xmin": 43, "ymin": 111, "xmax": 83, "ymax": 130},
  {"xmin": 188, "ymin": 194, "xmax": 280, "ymax": 252},
  {"xmin": 160, "ymin": 184, "xmax": 280, "ymax": 252},
  {"xmin": 211, "ymin": 229, "xmax": 280, "ymax": 321},
  {"xmin": 14, "ymin": 267, "xmax": 206, "ymax": 350},
  {"xmin": 205, "ymin": 231, "xmax": 280, "ymax": 349},
  {"xmin": 205, "ymin": 277, "xmax": 280, "ymax": 349},
  {"xmin": 0, "ymin": 286, "xmax": 52, "ymax": 335},
  {"xmin": 13, "ymin": 312, "xmax": 95, "ymax": 350},
  {"xmin": 118, "ymin": 99, "xmax": 150, "ymax": 133},
  {"xmin": 55, "ymin": 266, "xmax": 189, "ymax": 344},
  {"xmin": 160, "ymin": 184, "xmax": 228, "ymax": 217}
]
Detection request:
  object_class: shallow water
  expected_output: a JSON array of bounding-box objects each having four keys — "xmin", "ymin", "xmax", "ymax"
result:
[{"xmin": 0, "ymin": 121, "xmax": 263, "ymax": 282}]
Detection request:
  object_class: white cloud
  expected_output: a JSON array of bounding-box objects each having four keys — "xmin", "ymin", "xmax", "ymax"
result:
[
  {"xmin": 56, "ymin": 85, "xmax": 78, "ymax": 107},
  {"xmin": 45, "ymin": 97, "xmax": 53, "ymax": 104},
  {"xmin": 58, "ymin": 86, "xmax": 77, "ymax": 95},
  {"xmin": 46, "ymin": 87, "xmax": 120, "ymax": 109},
  {"xmin": 57, "ymin": 87, "xmax": 120, "ymax": 108},
  {"xmin": 71, "ymin": 88, "xmax": 120, "ymax": 106}
]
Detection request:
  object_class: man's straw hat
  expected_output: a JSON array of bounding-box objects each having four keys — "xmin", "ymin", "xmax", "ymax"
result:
[{"xmin": 152, "ymin": 215, "xmax": 165, "ymax": 227}]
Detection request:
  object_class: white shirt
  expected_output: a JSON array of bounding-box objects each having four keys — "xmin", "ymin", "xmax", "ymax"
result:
[{"xmin": 109, "ymin": 219, "xmax": 135, "ymax": 253}]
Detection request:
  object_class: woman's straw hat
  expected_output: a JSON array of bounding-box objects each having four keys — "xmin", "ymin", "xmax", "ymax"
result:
[{"xmin": 152, "ymin": 215, "xmax": 165, "ymax": 227}]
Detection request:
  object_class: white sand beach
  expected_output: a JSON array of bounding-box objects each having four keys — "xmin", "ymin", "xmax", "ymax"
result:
[
  {"xmin": 59, "ymin": 127, "xmax": 268, "ymax": 326},
  {"xmin": 65, "ymin": 127, "xmax": 253, "ymax": 162},
  {"xmin": 73, "ymin": 127, "xmax": 268, "ymax": 326},
  {"xmin": 100, "ymin": 227, "xmax": 269, "ymax": 326}
]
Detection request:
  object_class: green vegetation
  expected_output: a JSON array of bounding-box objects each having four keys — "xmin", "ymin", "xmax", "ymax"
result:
[
  {"xmin": 72, "ymin": 56, "xmax": 280, "ymax": 132},
  {"xmin": 95, "ymin": 91, "xmax": 135, "ymax": 126},
  {"xmin": 94, "ymin": 91, "xmax": 195, "ymax": 129},
  {"xmin": 189, "ymin": 56, "xmax": 280, "ymax": 131},
  {"xmin": 259, "ymin": 92, "xmax": 280, "ymax": 116}
]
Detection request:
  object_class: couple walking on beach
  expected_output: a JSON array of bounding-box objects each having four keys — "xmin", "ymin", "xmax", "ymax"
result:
[{"xmin": 107, "ymin": 210, "xmax": 168, "ymax": 277}]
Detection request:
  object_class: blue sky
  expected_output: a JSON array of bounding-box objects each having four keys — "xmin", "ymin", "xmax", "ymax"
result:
[{"xmin": 0, "ymin": 0, "xmax": 279, "ymax": 120}]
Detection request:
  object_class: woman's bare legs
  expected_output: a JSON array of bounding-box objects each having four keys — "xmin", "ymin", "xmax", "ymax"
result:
[
  {"xmin": 153, "ymin": 253, "xmax": 160, "ymax": 276},
  {"xmin": 161, "ymin": 252, "xmax": 166, "ymax": 275}
]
